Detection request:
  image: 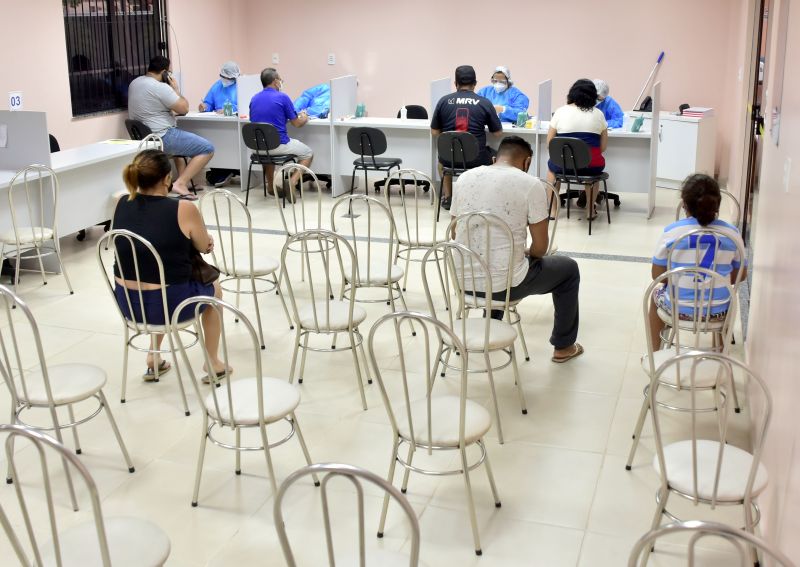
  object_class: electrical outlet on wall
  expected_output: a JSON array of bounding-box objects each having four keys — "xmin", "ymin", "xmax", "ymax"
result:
[
  {"xmin": 272, "ymin": 53, "xmax": 280, "ymax": 64},
  {"xmin": 327, "ymin": 53, "xmax": 336, "ymax": 65}
]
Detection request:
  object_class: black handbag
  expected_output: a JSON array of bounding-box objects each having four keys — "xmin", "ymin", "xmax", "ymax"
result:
[{"xmin": 190, "ymin": 251, "xmax": 221, "ymax": 285}]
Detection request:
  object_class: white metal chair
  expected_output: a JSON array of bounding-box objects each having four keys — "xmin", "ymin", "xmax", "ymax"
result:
[
  {"xmin": 281, "ymin": 229, "xmax": 371, "ymax": 410},
  {"xmin": 274, "ymin": 462, "xmax": 421, "ymax": 567},
  {"xmin": 274, "ymin": 163, "xmax": 325, "ymax": 235},
  {"xmin": 368, "ymin": 311, "xmax": 500, "ymax": 556},
  {"xmin": 675, "ymin": 188, "xmax": 742, "ymax": 228},
  {"xmin": 170, "ymin": 296, "xmax": 317, "ymax": 505},
  {"xmin": 629, "ymin": 520, "xmax": 795, "ymax": 567},
  {"xmin": 1, "ymin": 165, "xmax": 74, "ymax": 296},
  {"xmin": 434, "ymin": 216, "xmax": 527, "ymax": 445},
  {"xmin": 382, "ymin": 169, "xmax": 439, "ymax": 292},
  {"xmin": 199, "ymin": 188, "xmax": 293, "ymax": 349},
  {"xmin": 646, "ymin": 352, "xmax": 770, "ymax": 566},
  {"xmin": 0, "ymin": 424, "xmax": 170, "ymax": 567},
  {"xmin": 627, "ymin": 266, "xmax": 739, "ymax": 470},
  {"xmin": 96, "ymin": 229, "xmax": 198, "ymax": 416},
  {"xmin": 0, "ymin": 284, "xmax": 134, "ymax": 491}
]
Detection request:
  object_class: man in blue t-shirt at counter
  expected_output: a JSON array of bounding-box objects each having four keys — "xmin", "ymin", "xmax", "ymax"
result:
[
  {"xmin": 249, "ymin": 67, "xmax": 314, "ymax": 194},
  {"xmin": 199, "ymin": 61, "xmax": 241, "ymax": 187},
  {"xmin": 431, "ymin": 65, "xmax": 503, "ymax": 209}
]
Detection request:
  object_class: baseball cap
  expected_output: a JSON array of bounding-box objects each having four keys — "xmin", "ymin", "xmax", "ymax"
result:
[
  {"xmin": 455, "ymin": 65, "xmax": 477, "ymax": 86},
  {"xmin": 220, "ymin": 61, "xmax": 241, "ymax": 79}
]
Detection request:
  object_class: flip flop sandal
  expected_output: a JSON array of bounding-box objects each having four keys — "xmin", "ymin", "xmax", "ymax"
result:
[
  {"xmin": 143, "ymin": 360, "xmax": 171, "ymax": 381},
  {"xmin": 551, "ymin": 343, "xmax": 584, "ymax": 364},
  {"xmin": 202, "ymin": 368, "xmax": 232, "ymax": 385},
  {"xmin": 176, "ymin": 193, "xmax": 198, "ymax": 201}
]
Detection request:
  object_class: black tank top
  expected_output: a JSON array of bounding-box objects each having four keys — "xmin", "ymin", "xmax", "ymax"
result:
[{"xmin": 112, "ymin": 195, "xmax": 193, "ymax": 284}]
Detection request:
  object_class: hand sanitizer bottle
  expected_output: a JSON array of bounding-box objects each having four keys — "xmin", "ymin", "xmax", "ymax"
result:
[{"xmin": 400, "ymin": 105, "xmax": 408, "ymax": 120}]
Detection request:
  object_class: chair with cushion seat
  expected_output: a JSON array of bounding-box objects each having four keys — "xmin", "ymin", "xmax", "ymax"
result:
[
  {"xmin": 96, "ymin": 230, "xmax": 198, "ymax": 416},
  {"xmin": 396, "ymin": 105, "xmax": 429, "ymax": 120},
  {"xmin": 435, "ymin": 131, "xmax": 481, "ymax": 221},
  {"xmin": 629, "ymin": 520, "xmax": 796, "ymax": 567},
  {"xmin": 626, "ymin": 265, "xmax": 740, "ymax": 470},
  {"xmin": 199, "ymin": 188, "xmax": 293, "ymax": 349},
  {"xmin": 347, "ymin": 127, "xmax": 403, "ymax": 197},
  {"xmin": 548, "ymin": 136, "xmax": 616, "ymax": 235},
  {"xmin": 368, "ymin": 311, "xmax": 501, "ymax": 556},
  {"xmin": 0, "ymin": 285, "xmax": 134, "ymax": 491},
  {"xmin": 124, "ymin": 119, "xmax": 197, "ymax": 194},
  {"xmin": 644, "ymin": 352, "xmax": 771, "ymax": 566},
  {"xmin": 0, "ymin": 424, "xmax": 170, "ymax": 567},
  {"xmin": 1, "ymin": 165, "xmax": 74, "ymax": 296},
  {"xmin": 170, "ymin": 296, "xmax": 317, "ymax": 505},
  {"xmin": 423, "ymin": 226, "xmax": 527, "ymax": 446},
  {"xmin": 274, "ymin": 463, "xmax": 421, "ymax": 566},
  {"xmin": 281, "ymin": 229, "xmax": 371, "ymax": 410},
  {"xmin": 241, "ymin": 122, "xmax": 298, "ymax": 206}
]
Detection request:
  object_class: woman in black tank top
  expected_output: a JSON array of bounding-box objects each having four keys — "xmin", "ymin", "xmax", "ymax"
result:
[{"xmin": 113, "ymin": 150, "xmax": 228, "ymax": 382}]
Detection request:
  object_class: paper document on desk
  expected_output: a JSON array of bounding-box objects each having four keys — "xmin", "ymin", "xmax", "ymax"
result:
[{"xmin": 0, "ymin": 124, "xmax": 7, "ymax": 148}]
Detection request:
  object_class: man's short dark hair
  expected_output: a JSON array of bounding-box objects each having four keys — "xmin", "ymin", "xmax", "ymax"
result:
[
  {"xmin": 497, "ymin": 135, "xmax": 533, "ymax": 159},
  {"xmin": 260, "ymin": 67, "xmax": 279, "ymax": 87},
  {"xmin": 147, "ymin": 55, "xmax": 170, "ymax": 74}
]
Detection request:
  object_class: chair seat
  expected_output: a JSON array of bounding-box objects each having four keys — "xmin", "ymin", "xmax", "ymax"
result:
[
  {"xmin": 39, "ymin": 516, "xmax": 171, "ymax": 567},
  {"xmin": 641, "ymin": 348, "xmax": 723, "ymax": 388},
  {"xmin": 298, "ymin": 301, "xmax": 367, "ymax": 331},
  {"xmin": 653, "ymin": 439, "xmax": 769, "ymax": 502},
  {"xmin": 353, "ymin": 157, "xmax": 402, "ymax": 169},
  {"xmin": 224, "ymin": 254, "xmax": 280, "ymax": 277},
  {"xmin": 442, "ymin": 318, "xmax": 517, "ymax": 351},
  {"xmin": 250, "ymin": 152, "xmax": 296, "ymax": 165},
  {"xmin": 124, "ymin": 313, "xmax": 198, "ymax": 334},
  {"xmin": 397, "ymin": 395, "xmax": 492, "ymax": 447},
  {"xmin": 555, "ymin": 171, "xmax": 610, "ymax": 183},
  {"xmin": 0, "ymin": 226, "xmax": 54, "ymax": 244},
  {"xmin": 15, "ymin": 363, "xmax": 106, "ymax": 405},
  {"xmin": 352, "ymin": 261, "xmax": 404, "ymax": 285},
  {"xmin": 205, "ymin": 377, "xmax": 301, "ymax": 426},
  {"xmin": 398, "ymin": 237, "xmax": 437, "ymax": 248},
  {"xmin": 657, "ymin": 307, "xmax": 726, "ymax": 330}
]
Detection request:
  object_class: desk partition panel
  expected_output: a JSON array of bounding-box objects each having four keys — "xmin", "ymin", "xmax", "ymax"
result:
[{"xmin": 0, "ymin": 111, "xmax": 51, "ymax": 170}]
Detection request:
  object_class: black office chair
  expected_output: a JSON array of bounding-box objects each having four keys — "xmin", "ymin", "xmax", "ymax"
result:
[
  {"xmin": 347, "ymin": 127, "xmax": 403, "ymax": 198},
  {"xmin": 436, "ymin": 131, "xmax": 480, "ymax": 221},
  {"xmin": 124, "ymin": 119, "xmax": 197, "ymax": 194},
  {"xmin": 548, "ymin": 137, "xmax": 614, "ymax": 235},
  {"xmin": 395, "ymin": 105, "xmax": 428, "ymax": 119},
  {"xmin": 241, "ymin": 122, "xmax": 297, "ymax": 207}
]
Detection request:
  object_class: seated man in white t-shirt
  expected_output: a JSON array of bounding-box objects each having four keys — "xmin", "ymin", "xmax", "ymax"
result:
[{"xmin": 450, "ymin": 136, "xmax": 583, "ymax": 363}]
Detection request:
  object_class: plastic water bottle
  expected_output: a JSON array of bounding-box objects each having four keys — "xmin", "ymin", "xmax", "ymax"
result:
[
  {"xmin": 223, "ymin": 101, "xmax": 233, "ymax": 117},
  {"xmin": 355, "ymin": 103, "xmax": 365, "ymax": 118},
  {"xmin": 400, "ymin": 106, "xmax": 408, "ymax": 120},
  {"xmin": 516, "ymin": 111, "xmax": 527, "ymax": 128}
]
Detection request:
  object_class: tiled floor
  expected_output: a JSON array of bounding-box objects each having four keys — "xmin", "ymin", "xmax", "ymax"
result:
[{"xmin": 0, "ymin": 181, "xmax": 752, "ymax": 566}]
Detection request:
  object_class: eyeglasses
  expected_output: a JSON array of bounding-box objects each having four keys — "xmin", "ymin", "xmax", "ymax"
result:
[{"xmin": 490, "ymin": 79, "xmax": 508, "ymax": 85}]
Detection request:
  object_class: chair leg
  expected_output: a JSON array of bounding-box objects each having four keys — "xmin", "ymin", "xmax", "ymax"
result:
[
  {"xmin": 348, "ymin": 329, "xmax": 368, "ymax": 410},
  {"xmin": 49, "ymin": 408, "xmax": 79, "ymax": 511},
  {"xmin": 33, "ymin": 243, "xmax": 48, "ymax": 286},
  {"xmin": 483, "ymin": 352, "xmax": 504, "ymax": 445},
  {"xmin": 362, "ymin": 169, "xmax": 369, "ymax": 198},
  {"xmin": 436, "ymin": 176, "xmax": 445, "ymax": 222},
  {"xmin": 566, "ymin": 181, "xmax": 571, "ymax": 219},
  {"xmin": 120, "ymin": 329, "xmax": 130, "ymax": 403},
  {"xmin": 604, "ymin": 180, "xmax": 611, "ymax": 224},
  {"xmin": 166, "ymin": 332, "xmax": 191, "ymax": 417},
  {"xmin": 273, "ymin": 274, "xmax": 294, "ymax": 330},
  {"xmin": 511, "ymin": 307, "xmax": 530, "ymax": 361},
  {"xmin": 395, "ymin": 283, "xmax": 416, "ymax": 336},
  {"xmin": 258, "ymin": 425, "xmax": 279, "ymax": 495},
  {"xmin": 67, "ymin": 404, "xmax": 82, "ymax": 454},
  {"xmin": 460, "ymin": 447, "xmax": 483, "ymax": 556},
  {"xmin": 250, "ymin": 276, "xmax": 265, "ymax": 350},
  {"xmin": 288, "ymin": 329, "xmax": 303, "ymax": 383},
  {"xmin": 235, "ymin": 426, "xmax": 242, "ymax": 475},
  {"xmin": 400, "ymin": 443, "xmax": 415, "ymax": 494},
  {"xmin": 245, "ymin": 163, "xmax": 253, "ymax": 206},
  {"xmin": 349, "ymin": 168, "xmax": 357, "ymax": 196},
  {"xmin": 292, "ymin": 413, "xmax": 320, "ymax": 485},
  {"xmin": 298, "ymin": 332, "xmax": 310, "ymax": 384},
  {"xmin": 481, "ymin": 440, "xmax": 502, "ymax": 506},
  {"xmin": 377, "ymin": 437, "xmax": 401, "ymax": 538},
  {"xmin": 99, "ymin": 390, "xmax": 135, "ymax": 472},
  {"xmin": 53, "ymin": 237, "xmax": 74, "ymax": 294},
  {"xmin": 12, "ymin": 247, "xmax": 21, "ymax": 295},
  {"xmin": 356, "ymin": 330, "xmax": 372, "ymax": 385},
  {"xmin": 191, "ymin": 413, "xmax": 209, "ymax": 506},
  {"xmin": 649, "ymin": 487, "xmax": 670, "ymax": 550},
  {"xmin": 626, "ymin": 390, "xmax": 651, "ymax": 470},
  {"xmin": 510, "ymin": 344, "xmax": 528, "ymax": 415}
]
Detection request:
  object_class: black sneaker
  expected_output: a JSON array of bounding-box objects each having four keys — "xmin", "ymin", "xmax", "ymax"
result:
[
  {"xmin": 441, "ymin": 197, "xmax": 452, "ymax": 210},
  {"xmin": 214, "ymin": 173, "xmax": 234, "ymax": 188},
  {"xmin": 576, "ymin": 193, "xmax": 587, "ymax": 208}
]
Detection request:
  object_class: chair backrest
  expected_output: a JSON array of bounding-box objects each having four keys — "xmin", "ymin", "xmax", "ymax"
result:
[
  {"xmin": 281, "ymin": 229, "xmax": 357, "ymax": 333},
  {"xmin": 383, "ymin": 169, "xmax": 438, "ymax": 249},
  {"xmin": 446, "ymin": 212, "xmax": 514, "ymax": 314},
  {"xmin": 347, "ymin": 127, "xmax": 388, "ymax": 167},
  {"xmin": 48, "ymin": 134, "xmax": 61, "ymax": 153},
  {"xmin": 650, "ymin": 352, "xmax": 771, "ymax": 510},
  {"xmin": 644, "ymin": 267, "xmax": 737, "ymax": 377},
  {"xmin": 274, "ymin": 163, "xmax": 324, "ymax": 235},
  {"xmin": 241, "ymin": 121, "xmax": 282, "ymax": 153},
  {"xmin": 675, "ymin": 188, "xmax": 742, "ymax": 228},
  {"xmin": 437, "ymin": 132, "xmax": 480, "ymax": 170},
  {"xmin": 421, "ymin": 241, "xmax": 503, "ymax": 348},
  {"xmin": 396, "ymin": 105, "xmax": 428, "ymax": 119},
  {"xmin": 0, "ymin": 285, "xmax": 54, "ymax": 410},
  {"xmin": 548, "ymin": 137, "xmax": 591, "ymax": 179},
  {"xmin": 124, "ymin": 118, "xmax": 152, "ymax": 141},
  {"xmin": 536, "ymin": 177, "xmax": 560, "ymax": 255},
  {"xmin": 628, "ymin": 520, "xmax": 796, "ymax": 567},
  {"xmin": 7, "ymin": 165, "xmax": 60, "ymax": 244},
  {"xmin": 330, "ymin": 195, "xmax": 399, "ymax": 287},
  {"xmin": 137, "ymin": 133, "xmax": 164, "ymax": 151},
  {"xmin": 368, "ymin": 310, "xmax": 470, "ymax": 453},
  {"xmin": 198, "ymin": 188, "xmax": 254, "ymax": 277},
  {"xmin": 170, "ymin": 296, "xmax": 256, "ymax": 422},
  {"xmin": 96, "ymin": 229, "xmax": 172, "ymax": 334},
  {"xmin": 0, "ymin": 424, "xmax": 114, "ymax": 566},
  {"xmin": 274, "ymin": 462, "xmax": 421, "ymax": 567}
]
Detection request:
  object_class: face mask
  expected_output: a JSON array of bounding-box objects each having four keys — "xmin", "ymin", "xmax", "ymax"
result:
[
  {"xmin": 221, "ymin": 78, "xmax": 235, "ymax": 87},
  {"xmin": 493, "ymin": 82, "xmax": 508, "ymax": 94}
]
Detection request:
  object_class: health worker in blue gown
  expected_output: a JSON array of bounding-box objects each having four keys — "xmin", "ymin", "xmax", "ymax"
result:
[
  {"xmin": 293, "ymin": 83, "xmax": 331, "ymax": 118},
  {"xmin": 199, "ymin": 61, "xmax": 241, "ymax": 187},
  {"xmin": 593, "ymin": 79, "xmax": 624, "ymax": 129},
  {"xmin": 476, "ymin": 66, "xmax": 530, "ymax": 123}
]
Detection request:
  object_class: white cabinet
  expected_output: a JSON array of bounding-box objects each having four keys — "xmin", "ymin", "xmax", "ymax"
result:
[{"xmin": 644, "ymin": 113, "xmax": 716, "ymax": 189}]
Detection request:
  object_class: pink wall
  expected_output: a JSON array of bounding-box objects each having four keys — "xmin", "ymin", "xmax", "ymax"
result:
[{"xmin": 745, "ymin": 0, "xmax": 800, "ymax": 559}]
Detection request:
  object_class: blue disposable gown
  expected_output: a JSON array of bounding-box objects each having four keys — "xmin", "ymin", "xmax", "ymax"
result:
[
  {"xmin": 475, "ymin": 85, "xmax": 530, "ymax": 122},
  {"xmin": 293, "ymin": 83, "xmax": 331, "ymax": 118},
  {"xmin": 202, "ymin": 80, "xmax": 238, "ymax": 112},
  {"xmin": 596, "ymin": 96, "xmax": 624, "ymax": 128}
]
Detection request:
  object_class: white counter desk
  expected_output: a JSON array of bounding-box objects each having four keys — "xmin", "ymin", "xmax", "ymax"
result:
[{"xmin": 176, "ymin": 112, "xmax": 241, "ymax": 170}]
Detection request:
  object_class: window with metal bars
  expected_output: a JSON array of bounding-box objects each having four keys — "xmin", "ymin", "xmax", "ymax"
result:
[{"xmin": 63, "ymin": 0, "xmax": 169, "ymax": 117}]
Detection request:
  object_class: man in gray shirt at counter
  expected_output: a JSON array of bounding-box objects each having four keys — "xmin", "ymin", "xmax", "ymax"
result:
[{"xmin": 128, "ymin": 55, "xmax": 214, "ymax": 199}]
